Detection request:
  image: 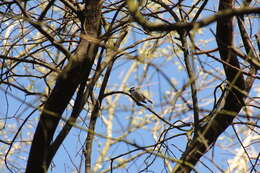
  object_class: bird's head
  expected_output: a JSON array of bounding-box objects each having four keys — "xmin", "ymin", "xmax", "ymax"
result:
[{"xmin": 129, "ymin": 87, "xmax": 135, "ymax": 93}]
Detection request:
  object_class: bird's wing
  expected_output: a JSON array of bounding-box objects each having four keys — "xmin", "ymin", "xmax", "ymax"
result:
[{"xmin": 141, "ymin": 93, "xmax": 153, "ymax": 104}]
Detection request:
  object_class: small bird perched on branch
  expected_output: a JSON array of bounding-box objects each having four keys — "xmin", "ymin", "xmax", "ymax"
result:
[{"xmin": 129, "ymin": 87, "xmax": 153, "ymax": 104}]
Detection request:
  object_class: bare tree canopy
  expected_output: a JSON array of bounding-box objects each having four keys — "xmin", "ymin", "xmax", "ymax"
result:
[{"xmin": 0, "ymin": 0, "xmax": 259, "ymax": 173}]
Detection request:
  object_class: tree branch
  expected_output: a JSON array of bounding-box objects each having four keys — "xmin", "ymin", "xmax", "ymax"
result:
[{"xmin": 127, "ymin": 0, "xmax": 260, "ymax": 32}]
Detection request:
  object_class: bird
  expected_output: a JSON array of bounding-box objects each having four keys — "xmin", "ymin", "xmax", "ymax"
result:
[{"xmin": 129, "ymin": 87, "xmax": 153, "ymax": 104}]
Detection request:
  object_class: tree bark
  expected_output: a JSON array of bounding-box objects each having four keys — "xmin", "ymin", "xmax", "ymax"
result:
[
  {"xmin": 172, "ymin": 0, "xmax": 250, "ymax": 172},
  {"xmin": 25, "ymin": 1, "xmax": 102, "ymax": 172}
]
